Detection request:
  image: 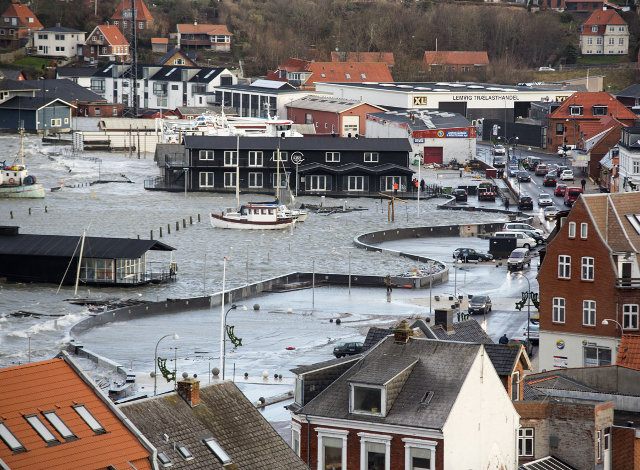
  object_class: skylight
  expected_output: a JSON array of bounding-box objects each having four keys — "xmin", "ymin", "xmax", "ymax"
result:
[
  {"xmin": 73, "ymin": 405, "xmax": 105, "ymax": 433},
  {"xmin": 25, "ymin": 415, "xmax": 57, "ymax": 443},
  {"xmin": 178, "ymin": 445, "xmax": 194, "ymax": 461},
  {"xmin": 204, "ymin": 69, "xmax": 216, "ymax": 79},
  {"xmin": 625, "ymin": 214, "xmax": 640, "ymax": 235},
  {"xmin": 158, "ymin": 452, "xmax": 173, "ymax": 467},
  {"xmin": 0, "ymin": 422, "xmax": 25, "ymax": 452},
  {"xmin": 43, "ymin": 411, "xmax": 74, "ymax": 439},
  {"xmin": 420, "ymin": 391, "xmax": 434, "ymax": 405},
  {"xmin": 165, "ymin": 67, "xmax": 177, "ymax": 77},
  {"xmin": 204, "ymin": 437, "xmax": 232, "ymax": 464}
]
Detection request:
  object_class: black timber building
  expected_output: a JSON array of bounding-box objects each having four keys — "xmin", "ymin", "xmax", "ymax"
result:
[{"xmin": 149, "ymin": 136, "xmax": 413, "ymax": 196}]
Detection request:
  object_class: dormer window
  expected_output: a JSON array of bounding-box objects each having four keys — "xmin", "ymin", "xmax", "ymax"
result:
[
  {"xmin": 569, "ymin": 105, "xmax": 583, "ymax": 116},
  {"xmin": 350, "ymin": 384, "xmax": 384, "ymax": 415},
  {"xmin": 592, "ymin": 105, "xmax": 607, "ymax": 116},
  {"xmin": 591, "ymin": 25, "xmax": 598, "ymax": 32}
]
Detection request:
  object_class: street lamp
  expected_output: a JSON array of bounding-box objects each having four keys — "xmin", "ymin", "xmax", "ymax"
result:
[
  {"xmin": 222, "ymin": 303, "xmax": 247, "ymax": 380},
  {"xmin": 602, "ymin": 318, "xmax": 623, "ymax": 334},
  {"xmin": 154, "ymin": 333, "xmax": 179, "ymax": 396},
  {"xmin": 512, "ymin": 272, "xmax": 532, "ymax": 345}
]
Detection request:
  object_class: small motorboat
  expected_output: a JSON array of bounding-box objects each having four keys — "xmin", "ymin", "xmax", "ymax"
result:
[{"xmin": 210, "ymin": 203, "xmax": 295, "ymax": 230}]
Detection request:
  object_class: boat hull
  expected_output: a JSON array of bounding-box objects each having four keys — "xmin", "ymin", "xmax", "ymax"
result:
[
  {"xmin": 209, "ymin": 213, "xmax": 294, "ymax": 230},
  {"xmin": 0, "ymin": 184, "xmax": 45, "ymax": 199}
]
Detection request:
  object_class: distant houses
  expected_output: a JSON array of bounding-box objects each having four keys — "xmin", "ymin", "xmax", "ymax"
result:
[
  {"xmin": 176, "ymin": 23, "xmax": 232, "ymax": 51},
  {"xmin": 33, "ymin": 24, "xmax": 85, "ymax": 59},
  {"xmin": 83, "ymin": 24, "xmax": 130, "ymax": 64},
  {"xmin": 0, "ymin": 0, "xmax": 42, "ymax": 49},
  {"xmin": 579, "ymin": 9, "xmax": 629, "ymax": 56},
  {"xmin": 111, "ymin": 0, "xmax": 154, "ymax": 33},
  {"xmin": 423, "ymin": 50, "xmax": 489, "ymax": 73}
]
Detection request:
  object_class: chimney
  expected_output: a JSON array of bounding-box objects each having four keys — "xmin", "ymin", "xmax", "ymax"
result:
[
  {"xmin": 177, "ymin": 376, "xmax": 200, "ymax": 407},
  {"xmin": 394, "ymin": 320, "xmax": 413, "ymax": 344},
  {"xmin": 434, "ymin": 308, "xmax": 454, "ymax": 333}
]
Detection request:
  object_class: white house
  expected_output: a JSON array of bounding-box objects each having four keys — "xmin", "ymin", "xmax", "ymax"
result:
[
  {"xmin": 33, "ymin": 24, "xmax": 85, "ymax": 59},
  {"xmin": 618, "ymin": 126, "xmax": 640, "ymax": 192},
  {"xmin": 579, "ymin": 9, "xmax": 629, "ymax": 56}
]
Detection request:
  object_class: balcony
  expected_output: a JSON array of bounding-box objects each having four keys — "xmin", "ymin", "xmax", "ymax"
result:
[{"xmin": 616, "ymin": 278, "xmax": 640, "ymax": 288}]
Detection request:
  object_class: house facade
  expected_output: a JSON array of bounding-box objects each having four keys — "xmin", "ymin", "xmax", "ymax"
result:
[
  {"xmin": 0, "ymin": 0, "xmax": 42, "ymax": 48},
  {"xmin": 579, "ymin": 9, "xmax": 628, "ymax": 55},
  {"xmin": 157, "ymin": 47, "xmax": 197, "ymax": 67},
  {"xmin": 289, "ymin": 335, "xmax": 520, "ymax": 469},
  {"xmin": 176, "ymin": 23, "xmax": 231, "ymax": 51},
  {"xmin": 423, "ymin": 51, "xmax": 489, "ymax": 72},
  {"xmin": 617, "ymin": 127, "xmax": 640, "ymax": 193},
  {"xmin": 33, "ymin": 25, "xmax": 85, "ymax": 59},
  {"xmin": 575, "ymin": 115, "xmax": 625, "ymax": 180},
  {"xmin": 538, "ymin": 192, "xmax": 640, "ymax": 371},
  {"xmin": 111, "ymin": 0, "xmax": 153, "ymax": 33},
  {"xmin": 83, "ymin": 25, "xmax": 129, "ymax": 64}
]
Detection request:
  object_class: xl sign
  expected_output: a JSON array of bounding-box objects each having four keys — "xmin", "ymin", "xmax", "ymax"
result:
[{"xmin": 413, "ymin": 96, "xmax": 428, "ymax": 106}]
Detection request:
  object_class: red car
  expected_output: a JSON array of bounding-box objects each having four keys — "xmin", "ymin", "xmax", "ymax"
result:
[{"xmin": 555, "ymin": 183, "xmax": 567, "ymax": 196}]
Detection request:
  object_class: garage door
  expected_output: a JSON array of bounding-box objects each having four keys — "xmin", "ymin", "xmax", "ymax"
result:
[{"xmin": 423, "ymin": 146, "xmax": 443, "ymax": 164}]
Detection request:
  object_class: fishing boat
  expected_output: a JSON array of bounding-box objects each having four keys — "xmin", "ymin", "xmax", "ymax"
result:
[
  {"xmin": 210, "ymin": 203, "xmax": 295, "ymax": 230},
  {"xmin": 0, "ymin": 129, "xmax": 45, "ymax": 199}
]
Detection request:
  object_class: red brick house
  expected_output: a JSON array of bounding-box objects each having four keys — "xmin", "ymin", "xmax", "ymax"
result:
[
  {"xmin": 286, "ymin": 96, "xmax": 386, "ymax": 137},
  {"xmin": 423, "ymin": 51, "xmax": 489, "ymax": 73},
  {"xmin": 331, "ymin": 51, "xmax": 395, "ymax": 68},
  {"xmin": 0, "ymin": 0, "xmax": 42, "ymax": 48},
  {"xmin": 538, "ymin": 192, "xmax": 640, "ymax": 371},
  {"xmin": 83, "ymin": 24, "xmax": 129, "ymax": 64},
  {"xmin": 111, "ymin": 0, "xmax": 153, "ymax": 33},
  {"xmin": 575, "ymin": 115, "xmax": 626, "ymax": 180},
  {"xmin": 547, "ymin": 91, "xmax": 637, "ymax": 152}
]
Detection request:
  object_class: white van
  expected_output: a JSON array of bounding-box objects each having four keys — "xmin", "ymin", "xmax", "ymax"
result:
[
  {"xmin": 494, "ymin": 231, "xmax": 536, "ymax": 249},
  {"xmin": 503, "ymin": 222, "xmax": 543, "ymax": 237}
]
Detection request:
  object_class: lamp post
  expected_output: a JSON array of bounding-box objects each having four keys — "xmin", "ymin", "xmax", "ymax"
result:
[
  {"xmin": 154, "ymin": 333, "xmax": 179, "ymax": 396},
  {"xmin": 291, "ymin": 151, "xmax": 304, "ymax": 197},
  {"xmin": 183, "ymin": 167, "xmax": 189, "ymax": 198},
  {"xmin": 602, "ymin": 318, "xmax": 623, "ymax": 334},
  {"xmin": 222, "ymin": 303, "xmax": 247, "ymax": 380},
  {"xmin": 512, "ymin": 272, "xmax": 532, "ymax": 345}
]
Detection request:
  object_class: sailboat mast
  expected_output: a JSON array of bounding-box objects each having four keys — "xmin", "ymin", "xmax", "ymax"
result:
[
  {"xmin": 276, "ymin": 140, "xmax": 280, "ymax": 201},
  {"xmin": 235, "ymin": 134, "xmax": 240, "ymax": 209},
  {"xmin": 74, "ymin": 229, "xmax": 86, "ymax": 297},
  {"xmin": 19, "ymin": 122, "xmax": 24, "ymax": 167}
]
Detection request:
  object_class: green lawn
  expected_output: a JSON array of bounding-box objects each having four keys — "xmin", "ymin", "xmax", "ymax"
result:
[
  {"xmin": 12, "ymin": 57, "xmax": 50, "ymax": 68},
  {"xmin": 576, "ymin": 55, "xmax": 628, "ymax": 65}
]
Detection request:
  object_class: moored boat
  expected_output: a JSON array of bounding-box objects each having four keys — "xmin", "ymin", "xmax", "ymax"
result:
[
  {"xmin": 0, "ymin": 130, "xmax": 45, "ymax": 199},
  {"xmin": 210, "ymin": 204, "xmax": 295, "ymax": 230}
]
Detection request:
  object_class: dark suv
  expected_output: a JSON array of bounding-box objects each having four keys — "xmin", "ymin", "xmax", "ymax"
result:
[
  {"xmin": 453, "ymin": 188, "xmax": 468, "ymax": 202},
  {"xmin": 518, "ymin": 195, "xmax": 534, "ymax": 210},
  {"xmin": 543, "ymin": 173, "xmax": 557, "ymax": 187},
  {"xmin": 333, "ymin": 342, "xmax": 363, "ymax": 358}
]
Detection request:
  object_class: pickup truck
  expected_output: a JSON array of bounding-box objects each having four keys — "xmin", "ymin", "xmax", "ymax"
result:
[{"xmin": 478, "ymin": 182, "xmax": 496, "ymax": 201}]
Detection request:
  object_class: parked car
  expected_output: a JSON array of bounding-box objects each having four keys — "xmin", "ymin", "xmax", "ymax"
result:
[
  {"xmin": 544, "ymin": 206, "xmax": 559, "ymax": 220},
  {"xmin": 564, "ymin": 186, "xmax": 583, "ymax": 207},
  {"xmin": 554, "ymin": 183, "xmax": 568, "ymax": 196},
  {"xmin": 493, "ymin": 145, "xmax": 506, "ymax": 155},
  {"xmin": 522, "ymin": 230, "xmax": 544, "ymax": 245},
  {"xmin": 538, "ymin": 66, "xmax": 555, "ymax": 71},
  {"xmin": 522, "ymin": 323, "xmax": 539, "ymax": 344},
  {"xmin": 555, "ymin": 165, "xmax": 568, "ymax": 177},
  {"xmin": 543, "ymin": 173, "xmax": 557, "ymax": 187},
  {"xmin": 534, "ymin": 164, "xmax": 549, "ymax": 176},
  {"xmin": 517, "ymin": 171, "xmax": 530, "ymax": 182},
  {"xmin": 557, "ymin": 145, "xmax": 576, "ymax": 155},
  {"xmin": 537, "ymin": 193, "xmax": 553, "ymax": 206},
  {"xmin": 494, "ymin": 231, "xmax": 537, "ymax": 249},
  {"xmin": 453, "ymin": 188, "xmax": 468, "ymax": 202},
  {"xmin": 509, "ymin": 337, "xmax": 533, "ymax": 356},
  {"xmin": 508, "ymin": 165, "xmax": 520, "ymax": 177},
  {"xmin": 453, "ymin": 248, "xmax": 493, "ymax": 262},
  {"xmin": 333, "ymin": 342, "xmax": 363, "ymax": 358},
  {"xmin": 507, "ymin": 248, "xmax": 531, "ymax": 271},
  {"xmin": 503, "ymin": 222, "xmax": 544, "ymax": 237},
  {"xmin": 517, "ymin": 195, "xmax": 534, "ymax": 210},
  {"xmin": 468, "ymin": 295, "xmax": 492, "ymax": 315},
  {"xmin": 560, "ymin": 169, "xmax": 574, "ymax": 181}
]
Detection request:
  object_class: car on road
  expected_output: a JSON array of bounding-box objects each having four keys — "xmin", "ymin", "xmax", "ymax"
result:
[
  {"xmin": 453, "ymin": 247, "xmax": 493, "ymax": 262},
  {"xmin": 538, "ymin": 66, "xmax": 555, "ymax": 71},
  {"xmin": 543, "ymin": 173, "xmax": 557, "ymax": 187},
  {"xmin": 522, "ymin": 230, "xmax": 544, "ymax": 245},
  {"xmin": 509, "ymin": 337, "xmax": 533, "ymax": 356},
  {"xmin": 503, "ymin": 222, "xmax": 544, "ymax": 237},
  {"xmin": 534, "ymin": 164, "xmax": 549, "ymax": 176},
  {"xmin": 508, "ymin": 165, "xmax": 520, "ymax": 177},
  {"xmin": 555, "ymin": 165, "xmax": 568, "ymax": 177},
  {"xmin": 494, "ymin": 231, "xmax": 537, "ymax": 249},
  {"xmin": 517, "ymin": 171, "xmax": 530, "ymax": 182},
  {"xmin": 522, "ymin": 323, "xmax": 539, "ymax": 344},
  {"xmin": 507, "ymin": 248, "xmax": 532, "ymax": 271},
  {"xmin": 517, "ymin": 195, "xmax": 534, "ymax": 210},
  {"xmin": 564, "ymin": 186, "xmax": 583, "ymax": 207},
  {"xmin": 468, "ymin": 295, "xmax": 492, "ymax": 315},
  {"xmin": 523, "ymin": 156, "xmax": 542, "ymax": 170},
  {"xmin": 560, "ymin": 169, "xmax": 574, "ymax": 181},
  {"xmin": 537, "ymin": 193, "xmax": 553, "ymax": 206},
  {"xmin": 557, "ymin": 145, "xmax": 576, "ymax": 155},
  {"xmin": 453, "ymin": 188, "xmax": 468, "ymax": 202},
  {"xmin": 493, "ymin": 145, "xmax": 506, "ymax": 155},
  {"xmin": 493, "ymin": 156, "xmax": 507, "ymax": 168},
  {"xmin": 333, "ymin": 342, "xmax": 363, "ymax": 358},
  {"xmin": 544, "ymin": 206, "xmax": 559, "ymax": 220},
  {"xmin": 554, "ymin": 183, "xmax": 568, "ymax": 196}
]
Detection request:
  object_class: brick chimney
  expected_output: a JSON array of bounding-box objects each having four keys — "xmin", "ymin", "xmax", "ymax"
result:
[
  {"xmin": 394, "ymin": 320, "xmax": 413, "ymax": 344},
  {"xmin": 177, "ymin": 377, "xmax": 200, "ymax": 407},
  {"xmin": 434, "ymin": 308, "xmax": 455, "ymax": 333}
]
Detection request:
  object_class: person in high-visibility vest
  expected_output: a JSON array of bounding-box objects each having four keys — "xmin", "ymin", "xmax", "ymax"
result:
[{"xmin": 393, "ymin": 182, "xmax": 398, "ymax": 195}]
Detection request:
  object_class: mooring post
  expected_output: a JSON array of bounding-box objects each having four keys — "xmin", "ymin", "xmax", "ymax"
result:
[
  {"xmin": 168, "ymin": 224, "xmax": 171, "ymax": 234},
  {"xmin": 176, "ymin": 221, "xmax": 179, "ymax": 231},
  {"xmin": 198, "ymin": 213, "xmax": 201, "ymax": 222},
  {"xmin": 182, "ymin": 219, "xmax": 186, "ymax": 228},
  {"xmin": 150, "ymin": 230, "xmax": 154, "ymax": 240},
  {"xmin": 159, "ymin": 227, "xmax": 163, "ymax": 237},
  {"xmin": 190, "ymin": 215, "xmax": 193, "ymax": 225}
]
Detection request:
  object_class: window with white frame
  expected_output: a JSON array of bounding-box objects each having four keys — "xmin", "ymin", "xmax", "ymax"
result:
[
  {"xmin": 583, "ymin": 300, "xmax": 596, "ymax": 326},
  {"xmin": 518, "ymin": 428, "xmax": 534, "ymax": 457},
  {"xmin": 199, "ymin": 150, "xmax": 214, "ymax": 160},
  {"xmin": 316, "ymin": 428, "xmax": 348, "ymax": 470},
  {"xmin": 50, "ymin": 118, "xmax": 62, "ymax": 127},
  {"xmin": 511, "ymin": 372, "xmax": 520, "ymax": 400},
  {"xmin": 580, "ymin": 222, "xmax": 588, "ymax": 239},
  {"xmin": 248, "ymin": 151, "xmax": 263, "ymax": 167},
  {"xmin": 609, "ymin": 37, "xmax": 614, "ymax": 45},
  {"xmin": 596, "ymin": 430, "xmax": 602, "ymax": 460},
  {"xmin": 348, "ymin": 175, "xmax": 365, "ymax": 191},
  {"xmin": 224, "ymin": 150, "xmax": 238, "ymax": 166},
  {"xmin": 272, "ymin": 150, "xmax": 288, "ymax": 162},
  {"xmin": 633, "ymin": 160, "xmax": 640, "ymax": 174},
  {"xmin": 364, "ymin": 152, "xmax": 379, "ymax": 163},
  {"xmin": 307, "ymin": 174, "xmax": 327, "ymax": 191},
  {"xmin": 223, "ymin": 172, "xmax": 236, "ymax": 188},
  {"xmin": 581, "ymin": 257, "xmax": 594, "ymax": 281},
  {"xmin": 351, "ymin": 384, "xmax": 384, "ymax": 415},
  {"xmin": 326, "ymin": 152, "xmax": 340, "ymax": 163},
  {"xmin": 569, "ymin": 106, "xmax": 583, "ymax": 116},
  {"xmin": 619, "ymin": 37, "xmax": 625, "ymax": 45},
  {"xmin": 272, "ymin": 172, "xmax": 289, "ymax": 189},
  {"xmin": 558, "ymin": 255, "xmax": 571, "ymax": 279},
  {"xmin": 587, "ymin": 37, "xmax": 593, "ymax": 45},
  {"xmin": 623, "ymin": 304, "xmax": 639, "ymax": 330},
  {"xmin": 358, "ymin": 432, "xmax": 391, "ymax": 470},
  {"xmin": 290, "ymin": 422, "xmax": 301, "ymax": 456},
  {"xmin": 585, "ymin": 346, "xmax": 611, "ymax": 367},
  {"xmin": 248, "ymin": 172, "xmax": 263, "ymax": 188},
  {"xmin": 568, "ymin": 221, "xmax": 576, "ymax": 238},
  {"xmin": 200, "ymin": 172, "xmax": 214, "ymax": 188},
  {"xmin": 591, "ymin": 25, "xmax": 598, "ymax": 32},
  {"xmin": 403, "ymin": 438, "xmax": 436, "ymax": 470},
  {"xmin": 553, "ymin": 297, "xmax": 566, "ymax": 323}
]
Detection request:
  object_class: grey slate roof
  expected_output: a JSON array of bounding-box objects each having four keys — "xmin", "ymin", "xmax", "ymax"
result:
[
  {"xmin": 617, "ymin": 83, "xmax": 640, "ymax": 98},
  {"xmin": 484, "ymin": 343, "xmax": 524, "ymax": 376},
  {"xmin": 120, "ymin": 381, "xmax": 307, "ymax": 470},
  {"xmin": 39, "ymin": 25, "xmax": 84, "ymax": 33},
  {"xmin": 291, "ymin": 354, "xmax": 361, "ymax": 375},
  {"xmin": 287, "ymin": 95, "xmax": 384, "ymax": 113},
  {"xmin": 368, "ymin": 109, "xmax": 471, "ymax": 131},
  {"xmin": 349, "ymin": 354, "xmax": 417, "ymax": 385},
  {"xmin": 0, "ymin": 97, "xmax": 73, "ymax": 110},
  {"xmin": 0, "ymin": 70, "xmax": 24, "ymax": 81},
  {"xmin": 362, "ymin": 327, "xmax": 393, "ymax": 352},
  {"xmin": 520, "ymin": 456, "xmax": 579, "ymax": 470},
  {"xmin": 429, "ymin": 319, "xmax": 494, "ymax": 344},
  {"xmin": 157, "ymin": 47, "xmax": 197, "ymax": 66},
  {"xmin": 21, "ymin": 78, "xmax": 105, "ymax": 103},
  {"xmin": 298, "ymin": 337, "xmax": 480, "ymax": 430},
  {"xmin": 0, "ymin": 233, "xmax": 174, "ymax": 258},
  {"xmin": 56, "ymin": 66, "xmax": 98, "ymax": 78}
]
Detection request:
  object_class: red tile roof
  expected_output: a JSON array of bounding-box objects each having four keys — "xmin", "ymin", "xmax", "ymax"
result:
[
  {"xmin": 617, "ymin": 334, "xmax": 640, "ymax": 370},
  {"xmin": 550, "ymin": 92, "xmax": 637, "ymax": 121},
  {"xmin": 151, "ymin": 37, "xmax": 168, "ymax": 44},
  {"xmin": 306, "ymin": 62, "xmax": 393, "ymax": 84},
  {"xmin": 1, "ymin": 1, "xmax": 42, "ymax": 28},
  {"xmin": 331, "ymin": 51, "xmax": 395, "ymax": 67},
  {"xmin": 582, "ymin": 8, "xmax": 626, "ymax": 27},
  {"xmin": 111, "ymin": 0, "xmax": 153, "ymax": 22},
  {"xmin": 0, "ymin": 356, "xmax": 153, "ymax": 470},
  {"xmin": 423, "ymin": 50, "xmax": 489, "ymax": 66},
  {"xmin": 579, "ymin": 114, "xmax": 620, "ymax": 138},
  {"xmin": 176, "ymin": 23, "xmax": 231, "ymax": 35},
  {"xmin": 93, "ymin": 24, "xmax": 129, "ymax": 46}
]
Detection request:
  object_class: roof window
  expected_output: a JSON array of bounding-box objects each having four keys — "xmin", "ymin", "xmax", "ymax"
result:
[
  {"xmin": 158, "ymin": 452, "xmax": 173, "ymax": 467},
  {"xmin": 73, "ymin": 405, "xmax": 105, "ymax": 433},
  {"xmin": 25, "ymin": 415, "xmax": 57, "ymax": 443},
  {"xmin": 0, "ymin": 422, "xmax": 25, "ymax": 452},
  {"xmin": 420, "ymin": 391, "xmax": 434, "ymax": 405},
  {"xmin": 592, "ymin": 105, "xmax": 607, "ymax": 116},
  {"xmin": 625, "ymin": 214, "xmax": 640, "ymax": 235},
  {"xmin": 178, "ymin": 445, "xmax": 194, "ymax": 461},
  {"xmin": 351, "ymin": 384, "xmax": 383, "ymax": 415},
  {"xmin": 43, "ymin": 411, "xmax": 75, "ymax": 439},
  {"xmin": 204, "ymin": 437, "xmax": 232, "ymax": 464},
  {"xmin": 569, "ymin": 105, "xmax": 583, "ymax": 116}
]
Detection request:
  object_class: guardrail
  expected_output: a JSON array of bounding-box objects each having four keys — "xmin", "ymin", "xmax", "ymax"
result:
[{"xmin": 616, "ymin": 278, "xmax": 640, "ymax": 288}]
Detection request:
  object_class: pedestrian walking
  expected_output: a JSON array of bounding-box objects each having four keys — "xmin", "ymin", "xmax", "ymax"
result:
[
  {"xmin": 414, "ymin": 179, "xmax": 419, "ymax": 192},
  {"xmin": 385, "ymin": 274, "xmax": 392, "ymax": 294},
  {"xmin": 393, "ymin": 182, "xmax": 398, "ymax": 195},
  {"xmin": 505, "ymin": 199, "xmax": 510, "ymax": 210},
  {"xmin": 581, "ymin": 178, "xmax": 586, "ymax": 192},
  {"xmin": 420, "ymin": 179, "xmax": 425, "ymax": 192},
  {"xmin": 499, "ymin": 334, "xmax": 509, "ymax": 345},
  {"xmin": 459, "ymin": 169, "xmax": 463, "ymax": 178}
]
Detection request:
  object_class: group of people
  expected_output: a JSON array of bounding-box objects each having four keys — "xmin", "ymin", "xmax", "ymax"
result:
[{"xmin": 409, "ymin": 178, "xmax": 427, "ymax": 193}]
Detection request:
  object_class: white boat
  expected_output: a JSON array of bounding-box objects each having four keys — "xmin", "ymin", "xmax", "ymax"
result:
[
  {"xmin": 0, "ymin": 129, "xmax": 45, "ymax": 199},
  {"xmin": 210, "ymin": 204, "xmax": 295, "ymax": 230}
]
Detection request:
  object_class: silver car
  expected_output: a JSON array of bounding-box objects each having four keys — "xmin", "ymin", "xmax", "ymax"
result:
[
  {"xmin": 537, "ymin": 193, "xmax": 553, "ymax": 206},
  {"xmin": 468, "ymin": 295, "xmax": 492, "ymax": 315}
]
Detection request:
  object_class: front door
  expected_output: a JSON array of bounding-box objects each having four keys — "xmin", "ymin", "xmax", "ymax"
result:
[{"xmin": 42, "ymin": 45, "xmax": 48, "ymax": 54}]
